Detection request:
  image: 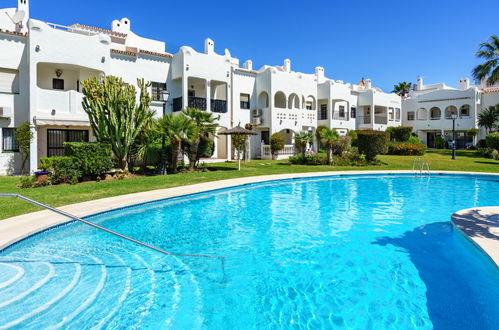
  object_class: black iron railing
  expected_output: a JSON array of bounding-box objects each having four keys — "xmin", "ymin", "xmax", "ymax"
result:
[
  {"xmin": 211, "ymin": 99, "xmax": 227, "ymax": 113},
  {"xmin": 173, "ymin": 97, "xmax": 183, "ymax": 112},
  {"xmin": 188, "ymin": 96, "xmax": 207, "ymax": 110}
]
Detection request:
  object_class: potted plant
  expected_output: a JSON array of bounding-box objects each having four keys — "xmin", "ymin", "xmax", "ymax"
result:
[{"xmin": 34, "ymin": 171, "xmax": 50, "ymax": 183}]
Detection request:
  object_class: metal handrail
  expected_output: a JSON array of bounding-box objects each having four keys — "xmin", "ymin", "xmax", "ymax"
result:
[{"xmin": 0, "ymin": 193, "xmax": 225, "ymax": 264}]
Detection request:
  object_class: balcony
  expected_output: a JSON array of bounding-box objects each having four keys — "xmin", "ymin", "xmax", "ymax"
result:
[
  {"xmin": 211, "ymin": 99, "xmax": 227, "ymax": 113},
  {"xmin": 37, "ymin": 88, "xmax": 84, "ymax": 114},
  {"xmin": 188, "ymin": 96, "xmax": 207, "ymax": 110},
  {"xmin": 374, "ymin": 116, "xmax": 387, "ymax": 125}
]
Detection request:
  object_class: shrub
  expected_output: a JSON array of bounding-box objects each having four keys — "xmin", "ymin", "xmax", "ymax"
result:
[
  {"xmin": 18, "ymin": 175, "xmax": 36, "ymax": 188},
  {"xmin": 435, "ymin": 136, "xmax": 446, "ymax": 149},
  {"xmin": 485, "ymin": 132, "xmax": 499, "ymax": 151},
  {"xmin": 388, "ymin": 142, "xmax": 426, "ymax": 155},
  {"xmin": 330, "ymin": 136, "xmax": 352, "ymax": 155},
  {"xmin": 347, "ymin": 130, "xmax": 358, "ymax": 146},
  {"xmin": 390, "ymin": 126, "xmax": 413, "ymax": 142},
  {"xmin": 289, "ymin": 150, "xmax": 367, "ymax": 166},
  {"xmin": 40, "ymin": 156, "xmax": 81, "ymax": 184},
  {"xmin": 477, "ymin": 139, "xmax": 488, "ymax": 149},
  {"xmin": 407, "ymin": 135, "xmax": 422, "ymax": 144},
  {"xmin": 270, "ymin": 133, "xmax": 285, "ymax": 159},
  {"xmin": 357, "ymin": 130, "xmax": 390, "ymax": 162},
  {"xmin": 197, "ymin": 136, "xmax": 215, "ymax": 159},
  {"xmin": 64, "ymin": 142, "xmax": 112, "ymax": 179}
]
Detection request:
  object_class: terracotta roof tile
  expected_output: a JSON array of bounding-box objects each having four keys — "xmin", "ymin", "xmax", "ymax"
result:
[
  {"xmin": 70, "ymin": 23, "xmax": 127, "ymax": 38},
  {"xmin": 110, "ymin": 48, "xmax": 137, "ymax": 57},
  {"xmin": 483, "ymin": 87, "xmax": 499, "ymax": 94},
  {"xmin": 0, "ymin": 29, "xmax": 27, "ymax": 37},
  {"xmin": 139, "ymin": 49, "xmax": 173, "ymax": 58}
]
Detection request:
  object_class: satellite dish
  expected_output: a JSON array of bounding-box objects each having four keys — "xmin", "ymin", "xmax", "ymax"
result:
[{"xmin": 12, "ymin": 10, "xmax": 25, "ymax": 24}]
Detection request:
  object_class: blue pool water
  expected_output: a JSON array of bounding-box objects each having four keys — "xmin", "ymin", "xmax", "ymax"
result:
[{"xmin": 0, "ymin": 174, "xmax": 498, "ymax": 329}]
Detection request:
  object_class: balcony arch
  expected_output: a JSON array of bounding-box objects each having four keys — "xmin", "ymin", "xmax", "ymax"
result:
[
  {"xmin": 274, "ymin": 91, "xmax": 286, "ymax": 108},
  {"xmin": 430, "ymin": 107, "xmax": 441, "ymax": 120},
  {"xmin": 258, "ymin": 91, "xmax": 269, "ymax": 108},
  {"xmin": 288, "ymin": 93, "xmax": 300, "ymax": 109},
  {"xmin": 460, "ymin": 104, "xmax": 470, "ymax": 118},
  {"xmin": 445, "ymin": 105, "xmax": 458, "ymax": 119},
  {"xmin": 305, "ymin": 95, "xmax": 316, "ymax": 110},
  {"xmin": 417, "ymin": 108, "xmax": 428, "ymax": 120}
]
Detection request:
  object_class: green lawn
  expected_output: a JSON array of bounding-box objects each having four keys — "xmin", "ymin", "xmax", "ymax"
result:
[{"xmin": 0, "ymin": 150, "xmax": 497, "ymax": 220}]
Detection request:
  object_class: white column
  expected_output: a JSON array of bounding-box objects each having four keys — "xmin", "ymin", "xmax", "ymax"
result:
[
  {"xmin": 206, "ymin": 80, "xmax": 211, "ymax": 112},
  {"xmin": 182, "ymin": 77, "xmax": 188, "ymax": 110},
  {"xmin": 29, "ymin": 125, "xmax": 38, "ymax": 173}
]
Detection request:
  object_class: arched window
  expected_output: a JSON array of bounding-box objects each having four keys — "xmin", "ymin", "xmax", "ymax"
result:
[
  {"xmin": 258, "ymin": 91, "xmax": 269, "ymax": 108},
  {"xmin": 288, "ymin": 93, "xmax": 300, "ymax": 109},
  {"xmin": 445, "ymin": 106, "xmax": 458, "ymax": 119},
  {"xmin": 417, "ymin": 108, "xmax": 427, "ymax": 120},
  {"xmin": 305, "ymin": 95, "xmax": 316, "ymax": 110},
  {"xmin": 460, "ymin": 104, "xmax": 470, "ymax": 118},
  {"xmin": 430, "ymin": 107, "xmax": 441, "ymax": 120},
  {"xmin": 274, "ymin": 91, "xmax": 286, "ymax": 108}
]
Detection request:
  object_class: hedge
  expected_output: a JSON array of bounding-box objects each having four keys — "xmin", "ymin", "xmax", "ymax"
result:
[
  {"xmin": 388, "ymin": 142, "xmax": 426, "ymax": 155},
  {"xmin": 357, "ymin": 130, "xmax": 390, "ymax": 161},
  {"xmin": 39, "ymin": 156, "xmax": 82, "ymax": 184},
  {"xmin": 390, "ymin": 126, "xmax": 413, "ymax": 142},
  {"xmin": 485, "ymin": 132, "xmax": 499, "ymax": 151},
  {"xmin": 64, "ymin": 142, "xmax": 112, "ymax": 179}
]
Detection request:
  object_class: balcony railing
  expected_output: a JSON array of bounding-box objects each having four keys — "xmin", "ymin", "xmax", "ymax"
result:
[
  {"xmin": 188, "ymin": 96, "xmax": 207, "ymax": 110},
  {"xmin": 211, "ymin": 99, "xmax": 227, "ymax": 113},
  {"xmin": 261, "ymin": 144, "xmax": 295, "ymax": 160},
  {"xmin": 374, "ymin": 116, "xmax": 387, "ymax": 124},
  {"xmin": 332, "ymin": 113, "xmax": 348, "ymax": 121},
  {"xmin": 172, "ymin": 97, "xmax": 182, "ymax": 112}
]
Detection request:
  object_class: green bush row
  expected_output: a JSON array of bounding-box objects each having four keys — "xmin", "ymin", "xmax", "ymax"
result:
[
  {"xmin": 357, "ymin": 130, "xmax": 390, "ymax": 161},
  {"xmin": 289, "ymin": 150, "xmax": 367, "ymax": 166}
]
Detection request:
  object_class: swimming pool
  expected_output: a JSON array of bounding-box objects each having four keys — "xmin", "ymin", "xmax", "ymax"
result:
[{"xmin": 0, "ymin": 174, "xmax": 498, "ymax": 329}]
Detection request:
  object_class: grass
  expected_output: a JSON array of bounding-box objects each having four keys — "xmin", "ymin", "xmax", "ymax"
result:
[{"xmin": 0, "ymin": 149, "xmax": 497, "ymax": 220}]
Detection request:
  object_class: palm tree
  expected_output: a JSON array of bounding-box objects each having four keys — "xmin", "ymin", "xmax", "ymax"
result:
[
  {"xmin": 158, "ymin": 114, "xmax": 196, "ymax": 174},
  {"xmin": 478, "ymin": 105, "xmax": 499, "ymax": 134},
  {"xmin": 294, "ymin": 131, "xmax": 314, "ymax": 158},
  {"xmin": 472, "ymin": 35, "xmax": 499, "ymax": 86},
  {"xmin": 392, "ymin": 82, "xmax": 413, "ymax": 98},
  {"xmin": 319, "ymin": 128, "xmax": 340, "ymax": 165},
  {"xmin": 182, "ymin": 107, "xmax": 219, "ymax": 171}
]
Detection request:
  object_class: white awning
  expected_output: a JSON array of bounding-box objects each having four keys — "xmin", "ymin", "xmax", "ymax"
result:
[{"xmin": 35, "ymin": 118, "xmax": 90, "ymax": 127}]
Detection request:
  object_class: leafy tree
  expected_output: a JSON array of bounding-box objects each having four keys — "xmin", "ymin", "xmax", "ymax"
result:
[
  {"xmin": 467, "ymin": 128, "xmax": 480, "ymax": 145},
  {"xmin": 15, "ymin": 122, "xmax": 33, "ymax": 175},
  {"xmin": 294, "ymin": 131, "xmax": 314, "ymax": 159},
  {"xmin": 81, "ymin": 76, "xmax": 154, "ymax": 170},
  {"xmin": 392, "ymin": 82, "xmax": 413, "ymax": 98},
  {"xmin": 319, "ymin": 128, "xmax": 340, "ymax": 165},
  {"xmin": 158, "ymin": 114, "xmax": 196, "ymax": 174},
  {"xmin": 270, "ymin": 132, "xmax": 285, "ymax": 160},
  {"xmin": 182, "ymin": 107, "xmax": 218, "ymax": 171},
  {"xmin": 478, "ymin": 105, "xmax": 499, "ymax": 134},
  {"xmin": 472, "ymin": 35, "xmax": 499, "ymax": 86}
]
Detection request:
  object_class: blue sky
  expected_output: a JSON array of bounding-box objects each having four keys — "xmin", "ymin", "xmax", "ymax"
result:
[{"xmin": 11, "ymin": 0, "xmax": 499, "ymax": 91}]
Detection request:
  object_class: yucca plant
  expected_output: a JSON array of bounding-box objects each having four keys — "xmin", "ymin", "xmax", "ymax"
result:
[{"xmin": 81, "ymin": 76, "xmax": 154, "ymax": 170}]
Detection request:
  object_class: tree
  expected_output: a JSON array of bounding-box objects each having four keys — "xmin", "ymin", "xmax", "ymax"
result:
[
  {"xmin": 270, "ymin": 132, "xmax": 285, "ymax": 160},
  {"xmin": 158, "ymin": 113, "xmax": 196, "ymax": 174},
  {"xmin": 182, "ymin": 107, "xmax": 218, "ymax": 171},
  {"xmin": 81, "ymin": 76, "xmax": 154, "ymax": 170},
  {"xmin": 467, "ymin": 128, "xmax": 480, "ymax": 146},
  {"xmin": 478, "ymin": 105, "xmax": 499, "ymax": 134},
  {"xmin": 294, "ymin": 131, "xmax": 314, "ymax": 158},
  {"xmin": 319, "ymin": 128, "xmax": 340, "ymax": 165},
  {"xmin": 15, "ymin": 122, "xmax": 33, "ymax": 175},
  {"xmin": 392, "ymin": 82, "xmax": 413, "ymax": 98},
  {"xmin": 472, "ymin": 35, "xmax": 499, "ymax": 86}
]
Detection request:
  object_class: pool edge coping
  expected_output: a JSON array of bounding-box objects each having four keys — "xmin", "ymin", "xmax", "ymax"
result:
[{"xmin": 1, "ymin": 170, "xmax": 498, "ymax": 266}]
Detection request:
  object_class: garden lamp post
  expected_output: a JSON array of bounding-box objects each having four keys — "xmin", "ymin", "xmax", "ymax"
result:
[
  {"xmin": 159, "ymin": 90, "xmax": 170, "ymax": 175},
  {"xmin": 451, "ymin": 113, "xmax": 458, "ymax": 160}
]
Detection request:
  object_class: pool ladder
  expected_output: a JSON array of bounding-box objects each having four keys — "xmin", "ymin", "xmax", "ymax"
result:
[
  {"xmin": 0, "ymin": 193, "xmax": 226, "ymax": 273},
  {"xmin": 412, "ymin": 157, "xmax": 430, "ymax": 176}
]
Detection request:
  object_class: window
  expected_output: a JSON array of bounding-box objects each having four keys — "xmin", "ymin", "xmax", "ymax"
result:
[
  {"xmin": 350, "ymin": 106, "xmax": 356, "ymax": 118},
  {"xmin": 151, "ymin": 82, "xmax": 167, "ymax": 101},
  {"xmin": 261, "ymin": 131, "xmax": 270, "ymax": 145},
  {"xmin": 52, "ymin": 78, "xmax": 64, "ymax": 90},
  {"xmin": 188, "ymin": 90, "xmax": 195, "ymax": 97},
  {"xmin": 338, "ymin": 105, "xmax": 345, "ymax": 118},
  {"xmin": 47, "ymin": 129, "xmax": 88, "ymax": 157},
  {"xmin": 460, "ymin": 105, "xmax": 470, "ymax": 117},
  {"xmin": 0, "ymin": 68, "xmax": 20, "ymax": 94},
  {"xmin": 240, "ymin": 93, "xmax": 250, "ymax": 109},
  {"xmin": 389, "ymin": 107, "xmax": 394, "ymax": 121},
  {"xmin": 319, "ymin": 104, "xmax": 327, "ymax": 120},
  {"xmin": 395, "ymin": 108, "xmax": 401, "ymax": 121},
  {"xmin": 306, "ymin": 102, "xmax": 313, "ymax": 110},
  {"xmin": 407, "ymin": 111, "xmax": 415, "ymax": 121},
  {"xmin": 2, "ymin": 128, "xmax": 18, "ymax": 152}
]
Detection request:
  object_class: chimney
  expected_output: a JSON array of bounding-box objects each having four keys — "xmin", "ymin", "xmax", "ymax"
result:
[
  {"xmin": 365, "ymin": 79, "xmax": 372, "ymax": 89},
  {"xmin": 283, "ymin": 59, "xmax": 291, "ymax": 72},
  {"xmin": 458, "ymin": 78, "xmax": 469, "ymax": 90},
  {"xmin": 315, "ymin": 66, "xmax": 324, "ymax": 80},
  {"xmin": 244, "ymin": 60, "xmax": 253, "ymax": 70},
  {"xmin": 204, "ymin": 38, "xmax": 214, "ymax": 55},
  {"xmin": 416, "ymin": 76, "xmax": 423, "ymax": 91}
]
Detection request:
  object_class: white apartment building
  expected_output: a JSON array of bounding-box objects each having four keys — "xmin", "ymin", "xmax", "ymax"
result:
[
  {"xmin": 402, "ymin": 77, "xmax": 499, "ymax": 148},
  {"xmin": 0, "ymin": 1, "xmax": 401, "ymax": 174}
]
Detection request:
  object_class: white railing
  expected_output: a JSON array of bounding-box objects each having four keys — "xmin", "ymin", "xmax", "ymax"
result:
[
  {"xmin": 37, "ymin": 88, "xmax": 85, "ymax": 114},
  {"xmin": 261, "ymin": 144, "xmax": 295, "ymax": 160},
  {"xmin": 46, "ymin": 22, "xmax": 96, "ymax": 36}
]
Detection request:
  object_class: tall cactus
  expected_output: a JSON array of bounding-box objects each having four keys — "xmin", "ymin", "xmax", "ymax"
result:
[{"xmin": 81, "ymin": 76, "xmax": 153, "ymax": 170}]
